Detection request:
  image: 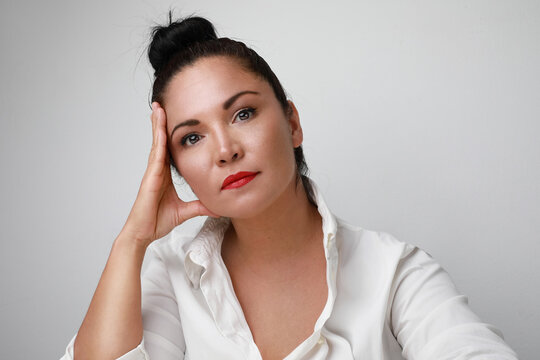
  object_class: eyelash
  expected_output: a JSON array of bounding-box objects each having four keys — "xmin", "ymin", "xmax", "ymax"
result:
[
  {"xmin": 180, "ymin": 133, "xmax": 201, "ymax": 146},
  {"xmin": 234, "ymin": 107, "xmax": 256, "ymax": 122},
  {"xmin": 180, "ymin": 107, "xmax": 257, "ymax": 147}
]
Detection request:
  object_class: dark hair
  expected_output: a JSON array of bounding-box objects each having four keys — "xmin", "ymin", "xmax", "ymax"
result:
[{"xmin": 148, "ymin": 13, "xmax": 315, "ymax": 206}]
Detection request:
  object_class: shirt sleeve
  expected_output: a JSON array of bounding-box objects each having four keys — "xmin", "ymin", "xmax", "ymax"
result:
[
  {"xmin": 59, "ymin": 334, "xmax": 148, "ymax": 360},
  {"xmin": 139, "ymin": 243, "xmax": 186, "ymax": 359},
  {"xmin": 390, "ymin": 245, "xmax": 519, "ymax": 360},
  {"xmin": 59, "ymin": 244, "xmax": 185, "ymax": 360}
]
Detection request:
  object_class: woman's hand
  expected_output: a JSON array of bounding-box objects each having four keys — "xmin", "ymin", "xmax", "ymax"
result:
[{"xmin": 120, "ymin": 102, "xmax": 217, "ymax": 249}]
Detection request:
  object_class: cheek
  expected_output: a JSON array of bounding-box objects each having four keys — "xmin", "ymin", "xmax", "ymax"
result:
[
  {"xmin": 174, "ymin": 150, "xmax": 211, "ymax": 192},
  {"xmin": 248, "ymin": 113, "xmax": 293, "ymax": 151},
  {"xmin": 257, "ymin": 120, "xmax": 296, "ymax": 167}
]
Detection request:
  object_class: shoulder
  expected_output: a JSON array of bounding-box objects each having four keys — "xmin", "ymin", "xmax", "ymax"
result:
[
  {"xmin": 336, "ymin": 217, "xmax": 416, "ymax": 259},
  {"xmin": 333, "ymin": 217, "xmax": 454, "ymax": 304},
  {"xmin": 144, "ymin": 226, "xmax": 199, "ymax": 267},
  {"xmin": 334, "ymin": 217, "xmax": 438, "ymax": 277}
]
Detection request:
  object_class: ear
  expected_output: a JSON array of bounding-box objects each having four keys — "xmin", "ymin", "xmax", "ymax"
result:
[{"xmin": 287, "ymin": 100, "xmax": 303, "ymax": 148}]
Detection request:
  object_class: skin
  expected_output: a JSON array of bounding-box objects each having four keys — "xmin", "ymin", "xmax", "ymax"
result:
[
  {"xmin": 74, "ymin": 55, "xmax": 327, "ymax": 360},
  {"xmin": 163, "ymin": 56, "xmax": 302, "ymax": 219}
]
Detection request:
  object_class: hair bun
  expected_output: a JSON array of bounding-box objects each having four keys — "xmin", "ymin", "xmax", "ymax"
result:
[{"xmin": 148, "ymin": 15, "xmax": 218, "ymax": 76}]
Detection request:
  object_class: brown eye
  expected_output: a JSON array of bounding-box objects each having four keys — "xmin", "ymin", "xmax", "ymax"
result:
[
  {"xmin": 181, "ymin": 134, "xmax": 201, "ymax": 146},
  {"xmin": 234, "ymin": 108, "xmax": 256, "ymax": 122}
]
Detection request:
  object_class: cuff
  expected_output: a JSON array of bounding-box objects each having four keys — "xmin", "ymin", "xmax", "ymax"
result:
[{"xmin": 59, "ymin": 334, "xmax": 148, "ymax": 360}]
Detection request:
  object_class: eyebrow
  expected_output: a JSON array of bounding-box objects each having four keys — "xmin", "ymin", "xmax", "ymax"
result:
[{"xmin": 170, "ymin": 90, "xmax": 260, "ymax": 139}]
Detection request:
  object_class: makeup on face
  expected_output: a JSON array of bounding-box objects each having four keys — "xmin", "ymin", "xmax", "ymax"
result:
[
  {"xmin": 170, "ymin": 90, "xmax": 261, "ymax": 141},
  {"xmin": 162, "ymin": 56, "xmax": 301, "ymax": 218},
  {"xmin": 221, "ymin": 171, "xmax": 259, "ymax": 190}
]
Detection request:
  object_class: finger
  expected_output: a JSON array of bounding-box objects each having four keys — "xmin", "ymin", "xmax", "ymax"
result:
[
  {"xmin": 148, "ymin": 108, "xmax": 167, "ymax": 169},
  {"xmin": 155, "ymin": 107, "xmax": 167, "ymax": 157},
  {"xmin": 157, "ymin": 104, "xmax": 170, "ymax": 163},
  {"xmin": 151, "ymin": 102, "xmax": 159, "ymax": 125},
  {"xmin": 178, "ymin": 200, "xmax": 220, "ymax": 224},
  {"xmin": 151, "ymin": 102, "xmax": 165, "ymax": 147},
  {"xmin": 150, "ymin": 106, "xmax": 157, "ymax": 148}
]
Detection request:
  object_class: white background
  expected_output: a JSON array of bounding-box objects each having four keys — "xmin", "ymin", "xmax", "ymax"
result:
[{"xmin": 1, "ymin": 0, "xmax": 538, "ymax": 358}]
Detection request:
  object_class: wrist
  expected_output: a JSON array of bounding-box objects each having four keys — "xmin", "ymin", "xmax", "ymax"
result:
[{"xmin": 113, "ymin": 231, "xmax": 149, "ymax": 258}]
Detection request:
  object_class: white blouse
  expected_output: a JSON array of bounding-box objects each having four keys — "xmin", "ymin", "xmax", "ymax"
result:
[{"xmin": 60, "ymin": 182, "xmax": 518, "ymax": 359}]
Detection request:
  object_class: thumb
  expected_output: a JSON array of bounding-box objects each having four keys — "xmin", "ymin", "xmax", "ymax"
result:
[{"xmin": 177, "ymin": 200, "xmax": 220, "ymax": 224}]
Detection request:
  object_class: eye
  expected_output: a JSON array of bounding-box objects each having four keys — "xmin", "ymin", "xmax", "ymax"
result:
[
  {"xmin": 234, "ymin": 107, "xmax": 256, "ymax": 122},
  {"xmin": 181, "ymin": 133, "xmax": 202, "ymax": 146}
]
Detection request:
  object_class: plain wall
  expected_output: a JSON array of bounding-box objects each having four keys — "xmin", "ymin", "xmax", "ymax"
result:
[{"xmin": 1, "ymin": 0, "xmax": 538, "ymax": 358}]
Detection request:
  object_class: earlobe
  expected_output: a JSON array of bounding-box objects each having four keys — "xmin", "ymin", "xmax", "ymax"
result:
[{"xmin": 287, "ymin": 100, "xmax": 303, "ymax": 148}]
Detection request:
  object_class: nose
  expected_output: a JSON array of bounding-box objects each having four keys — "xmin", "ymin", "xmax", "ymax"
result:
[{"xmin": 214, "ymin": 128, "xmax": 243, "ymax": 166}]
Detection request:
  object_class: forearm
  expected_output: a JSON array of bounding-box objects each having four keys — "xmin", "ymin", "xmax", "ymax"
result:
[{"xmin": 74, "ymin": 233, "xmax": 147, "ymax": 360}]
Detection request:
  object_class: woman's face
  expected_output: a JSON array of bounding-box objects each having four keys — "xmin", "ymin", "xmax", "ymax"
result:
[{"xmin": 163, "ymin": 56, "xmax": 303, "ymax": 218}]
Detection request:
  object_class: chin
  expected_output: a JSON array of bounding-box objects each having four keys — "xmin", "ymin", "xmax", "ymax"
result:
[
  {"xmin": 203, "ymin": 187, "xmax": 279, "ymax": 220},
  {"xmin": 210, "ymin": 196, "xmax": 270, "ymax": 219},
  {"xmin": 198, "ymin": 171, "xmax": 297, "ymax": 219}
]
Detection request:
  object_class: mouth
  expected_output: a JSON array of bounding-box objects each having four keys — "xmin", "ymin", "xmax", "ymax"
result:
[{"xmin": 221, "ymin": 171, "xmax": 259, "ymax": 190}]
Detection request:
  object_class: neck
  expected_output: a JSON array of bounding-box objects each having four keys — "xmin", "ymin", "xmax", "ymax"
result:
[{"xmin": 223, "ymin": 177, "xmax": 321, "ymax": 263}]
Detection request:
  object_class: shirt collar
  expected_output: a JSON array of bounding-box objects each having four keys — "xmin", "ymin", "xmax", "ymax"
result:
[{"xmin": 183, "ymin": 178, "xmax": 338, "ymax": 289}]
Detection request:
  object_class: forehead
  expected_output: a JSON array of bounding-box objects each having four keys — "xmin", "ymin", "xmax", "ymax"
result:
[{"xmin": 163, "ymin": 56, "xmax": 269, "ymax": 114}]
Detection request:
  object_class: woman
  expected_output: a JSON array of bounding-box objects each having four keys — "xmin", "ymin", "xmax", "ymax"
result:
[{"xmin": 61, "ymin": 15, "xmax": 518, "ymax": 360}]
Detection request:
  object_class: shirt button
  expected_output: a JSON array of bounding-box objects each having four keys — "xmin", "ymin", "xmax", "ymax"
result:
[{"xmin": 317, "ymin": 336, "xmax": 325, "ymax": 345}]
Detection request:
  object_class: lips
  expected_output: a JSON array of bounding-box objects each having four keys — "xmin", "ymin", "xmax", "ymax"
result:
[{"xmin": 221, "ymin": 171, "xmax": 259, "ymax": 190}]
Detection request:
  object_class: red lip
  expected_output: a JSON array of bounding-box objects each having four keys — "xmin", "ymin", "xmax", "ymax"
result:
[{"xmin": 221, "ymin": 171, "xmax": 259, "ymax": 190}]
